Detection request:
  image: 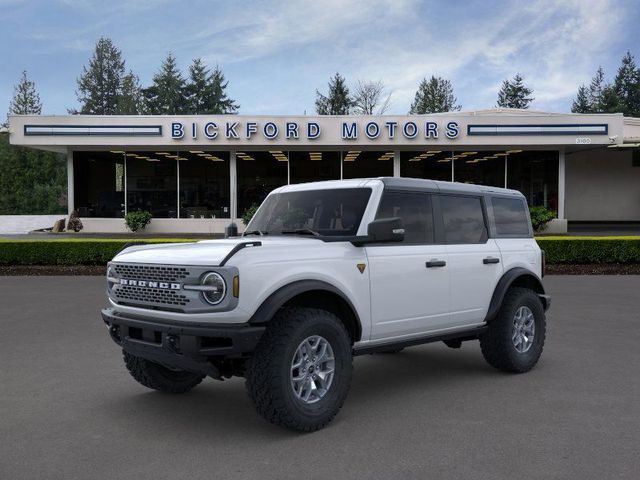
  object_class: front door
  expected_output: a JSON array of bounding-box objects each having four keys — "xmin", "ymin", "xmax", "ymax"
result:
[{"xmin": 366, "ymin": 191, "xmax": 451, "ymax": 341}]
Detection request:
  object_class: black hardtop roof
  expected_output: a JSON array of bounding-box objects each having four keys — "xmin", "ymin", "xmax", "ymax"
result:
[{"xmin": 379, "ymin": 177, "xmax": 524, "ymax": 198}]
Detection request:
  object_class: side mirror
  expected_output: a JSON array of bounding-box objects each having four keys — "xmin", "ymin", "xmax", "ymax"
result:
[{"xmin": 352, "ymin": 217, "xmax": 404, "ymax": 245}]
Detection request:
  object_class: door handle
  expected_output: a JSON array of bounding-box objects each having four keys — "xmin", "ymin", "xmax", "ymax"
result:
[
  {"xmin": 483, "ymin": 257, "xmax": 500, "ymax": 264},
  {"xmin": 426, "ymin": 260, "xmax": 446, "ymax": 268}
]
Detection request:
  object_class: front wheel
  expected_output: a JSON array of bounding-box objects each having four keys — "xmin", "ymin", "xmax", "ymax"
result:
[
  {"xmin": 479, "ymin": 287, "xmax": 546, "ymax": 373},
  {"xmin": 245, "ymin": 307, "xmax": 353, "ymax": 432},
  {"xmin": 123, "ymin": 351, "xmax": 205, "ymax": 393}
]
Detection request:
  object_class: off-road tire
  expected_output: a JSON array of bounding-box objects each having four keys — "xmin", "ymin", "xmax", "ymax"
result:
[
  {"xmin": 480, "ymin": 287, "xmax": 546, "ymax": 373},
  {"xmin": 245, "ymin": 307, "xmax": 353, "ymax": 432},
  {"xmin": 123, "ymin": 351, "xmax": 205, "ymax": 393}
]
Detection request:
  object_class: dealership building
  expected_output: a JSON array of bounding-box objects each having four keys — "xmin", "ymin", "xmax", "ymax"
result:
[{"xmin": 8, "ymin": 109, "xmax": 640, "ymax": 234}]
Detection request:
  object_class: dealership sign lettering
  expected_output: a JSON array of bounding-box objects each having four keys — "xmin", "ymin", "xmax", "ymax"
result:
[{"xmin": 170, "ymin": 120, "xmax": 460, "ymax": 142}]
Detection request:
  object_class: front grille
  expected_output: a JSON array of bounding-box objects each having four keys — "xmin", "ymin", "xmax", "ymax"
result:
[
  {"xmin": 110, "ymin": 263, "xmax": 194, "ymax": 310},
  {"xmin": 113, "ymin": 264, "xmax": 189, "ymax": 282},
  {"xmin": 116, "ymin": 285, "xmax": 190, "ymax": 307}
]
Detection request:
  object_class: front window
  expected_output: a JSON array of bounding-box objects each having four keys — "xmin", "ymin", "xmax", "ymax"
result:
[{"xmin": 246, "ymin": 188, "xmax": 372, "ymax": 237}]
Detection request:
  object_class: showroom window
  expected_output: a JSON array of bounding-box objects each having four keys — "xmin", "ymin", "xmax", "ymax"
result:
[
  {"xmin": 178, "ymin": 151, "xmax": 230, "ymax": 218},
  {"xmin": 289, "ymin": 151, "xmax": 341, "ymax": 184},
  {"xmin": 507, "ymin": 150, "xmax": 558, "ymax": 209},
  {"xmin": 342, "ymin": 150, "xmax": 394, "ymax": 179},
  {"xmin": 73, "ymin": 151, "xmax": 125, "ymax": 218},
  {"xmin": 237, "ymin": 151, "xmax": 288, "ymax": 218},
  {"xmin": 126, "ymin": 151, "xmax": 177, "ymax": 218},
  {"xmin": 401, "ymin": 151, "xmax": 453, "ymax": 181}
]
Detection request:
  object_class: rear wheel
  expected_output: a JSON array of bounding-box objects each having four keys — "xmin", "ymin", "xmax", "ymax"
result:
[
  {"xmin": 123, "ymin": 351, "xmax": 205, "ymax": 393},
  {"xmin": 246, "ymin": 307, "xmax": 353, "ymax": 432},
  {"xmin": 479, "ymin": 287, "xmax": 546, "ymax": 373}
]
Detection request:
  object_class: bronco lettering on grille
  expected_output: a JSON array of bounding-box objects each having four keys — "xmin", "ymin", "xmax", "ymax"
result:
[{"xmin": 119, "ymin": 279, "xmax": 181, "ymax": 290}]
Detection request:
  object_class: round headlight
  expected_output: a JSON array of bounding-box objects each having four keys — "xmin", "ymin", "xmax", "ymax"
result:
[{"xmin": 201, "ymin": 272, "xmax": 226, "ymax": 305}]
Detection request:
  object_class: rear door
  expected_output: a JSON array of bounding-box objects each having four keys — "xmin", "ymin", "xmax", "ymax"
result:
[
  {"xmin": 440, "ymin": 194, "xmax": 503, "ymax": 326},
  {"xmin": 366, "ymin": 190, "xmax": 451, "ymax": 341}
]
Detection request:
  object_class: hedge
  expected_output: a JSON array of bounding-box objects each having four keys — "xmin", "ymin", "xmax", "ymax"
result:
[
  {"xmin": 0, "ymin": 239, "xmax": 194, "ymax": 265},
  {"xmin": 536, "ymin": 237, "xmax": 640, "ymax": 264},
  {"xmin": 1, "ymin": 237, "xmax": 639, "ymax": 266}
]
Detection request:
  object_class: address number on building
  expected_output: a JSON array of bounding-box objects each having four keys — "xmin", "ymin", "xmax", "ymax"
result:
[{"xmin": 575, "ymin": 137, "xmax": 592, "ymax": 144}]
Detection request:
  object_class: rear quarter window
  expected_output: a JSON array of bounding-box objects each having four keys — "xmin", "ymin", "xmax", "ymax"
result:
[
  {"xmin": 440, "ymin": 195, "xmax": 487, "ymax": 244},
  {"xmin": 491, "ymin": 197, "xmax": 531, "ymax": 237}
]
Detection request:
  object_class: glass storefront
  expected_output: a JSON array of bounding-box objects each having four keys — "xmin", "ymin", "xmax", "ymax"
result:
[
  {"xmin": 73, "ymin": 151, "xmax": 125, "ymax": 217},
  {"xmin": 507, "ymin": 150, "xmax": 558, "ymax": 209},
  {"xmin": 126, "ymin": 151, "xmax": 177, "ymax": 218},
  {"xmin": 72, "ymin": 148, "xmax": 560, "ymax": 218},
  {"xmin": 178, "ymin": 151, "xmax": 230, "ymax": 219},
  {"xmin": 237, "ymin": 151, "xmax": 288, "ymax": 218},
  {"xmin": 289, "ymin": 151, "xmax": 340, "ymax": 184},
  {"xmin": 342, "ymin": 150, "xmax": 394, "ymax": 179},
  {"xmin": 401, "ymin": 150, "xmax": 452, "ymax": 181},
  {"xmin": 453, "ymin": 150, "xmax": 506, "ymax": 187}
]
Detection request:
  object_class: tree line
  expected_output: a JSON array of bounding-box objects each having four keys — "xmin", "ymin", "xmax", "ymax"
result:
[{"xmin": 2, "ymin": 37, "xmax": 640, "ymax": 216}]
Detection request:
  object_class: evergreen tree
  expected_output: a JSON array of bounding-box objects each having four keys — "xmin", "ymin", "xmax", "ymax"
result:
[
  {"xmin": 116, "ymin": 71, "xmax": 144, "ymax": 115},
  {"xmin": 315, "ymin": 73, "xmax": 352, "ymax": 115},
  {"xmin": 8, "ymin": 70, "xmax": 42, "ymax": 116},
  {"xmin": 144, "ymin": 53, "xmax": 187, "ymax": 115},
  {"xmin": 613, "ymin": 51, "xmax": 640, "ymax": 117},
  {"xmin": 0, "ymin": 134, "xmax": 66, "ymax": 215},
  {"xmin": 496, "ymin": 73, "xmax": 534, "ymax": 109},
  {"xmin": 571, "ymin": 85, "xmax": 591, "ymax": 113},
  {"xmin": 409, "ymin": 76, "xmax": 461, "ymax": 114},
  {"xmin": 185, "ymin": 59, "xmax": 239, "ymax": 114},
  {"xmin": 588, "ymin": 66, "xmax": 607, "ymax": 111},
  {"xmin": 75, "ymin": 37, "xmax": 125, "ymax": 114},
  {"xmin": 208, "ymin": 65, "xmax": 239, "ymax": 114}
]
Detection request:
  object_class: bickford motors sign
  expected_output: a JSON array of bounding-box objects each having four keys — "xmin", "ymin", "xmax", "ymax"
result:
[{"xmin": 170, "ymin": 120, "xmax": 461, "ymax": 141}]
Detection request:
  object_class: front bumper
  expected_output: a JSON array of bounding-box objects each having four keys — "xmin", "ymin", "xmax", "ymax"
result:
[{"xmin": 101, "ymin": 308, "xmax": 265, "ymax": 377}]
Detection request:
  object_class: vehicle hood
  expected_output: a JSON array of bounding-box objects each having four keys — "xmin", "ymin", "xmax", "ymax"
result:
[{"xmin": 112, "ymin": 236, "xmax": 325, "ymax": 266}]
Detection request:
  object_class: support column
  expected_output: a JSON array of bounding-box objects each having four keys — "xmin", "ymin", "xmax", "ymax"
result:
[
  {"xmin": 393, "ymin": 150, "xmax": 400, "ymax": 177},
  {"xmin": 558, "ymin": 148, "xmax": 565, "ymax": 220},
  {"xmin": 230, "ymin": 150, "xmax": 237, "ymax": 220},
  {"xmin": 66, "ymin": 148, "xmax": 74, "ymax": 216}
]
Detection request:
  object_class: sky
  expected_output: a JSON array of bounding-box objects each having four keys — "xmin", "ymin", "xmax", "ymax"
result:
[{"xmin": 1, "ymin": 0, "xmax": 639, "ymax": 118}]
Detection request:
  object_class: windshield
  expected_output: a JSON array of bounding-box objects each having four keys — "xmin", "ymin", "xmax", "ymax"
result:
[{"xmin": 246, "ymin": 188, "xmax": 372, "ymax": 237}]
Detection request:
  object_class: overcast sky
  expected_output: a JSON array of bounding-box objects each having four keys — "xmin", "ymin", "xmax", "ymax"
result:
[{"xmin": 1, "ymin": 0, "xmax": 639, "ymax": 117}]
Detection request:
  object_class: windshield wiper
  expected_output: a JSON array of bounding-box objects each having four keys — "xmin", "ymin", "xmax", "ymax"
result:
[
  {"xmin": 280, "ymin": 228, "xmax": 320, "ymax": 237},
  {"xmin": 243, "ymin": 229, "xmax": 267, "ymax": 236}
]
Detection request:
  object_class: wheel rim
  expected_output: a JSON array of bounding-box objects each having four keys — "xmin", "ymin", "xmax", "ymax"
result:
[
  {"xmin": 290, "ymin": 335, "xmax": 335, "ymax": 404},
  {"xmin": 512, "ymin": 306, "xmax": 535, "ymax": 353}
]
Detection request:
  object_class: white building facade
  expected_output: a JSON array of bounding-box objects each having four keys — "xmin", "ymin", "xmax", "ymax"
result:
[{"xmin": 9, "ymin": 109, "xmax": 640, "ymax": 234}]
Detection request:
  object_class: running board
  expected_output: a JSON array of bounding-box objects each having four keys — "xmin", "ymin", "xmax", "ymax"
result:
[{"xmin": 353, "ymin": 325, "xmax": 487, "ymax": 356}]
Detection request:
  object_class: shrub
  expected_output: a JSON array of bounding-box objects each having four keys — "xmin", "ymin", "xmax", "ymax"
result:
[
  {"xmin": 0, "ymin": 239, "xmax": 194, "ymax": 265},
  {"xmin": 536, "ymin": 237, "xmax": 640, "ymax": 264},
  {"xmin": 125, "ymin": 210, "xmax": 152, "ymax": 232},
  {"xmin": 66, "ymin": 210, "xmax": 83, "ymax": 232},
  {"xmin": 529, "ymin": 206, "xmax": 556, "ymax": 232},
  {"xmin": 241, "ymin": 204, "xmax": 260, "ymax": 226}
]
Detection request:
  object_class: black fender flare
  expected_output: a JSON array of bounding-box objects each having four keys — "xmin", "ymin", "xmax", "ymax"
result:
[
  {"xmin": 484, "ymin": 268, "xmax": 547, "ymax": 323},
  {"xmin": 248, "ymin": 280, "xmax": 362, "ymax": 341}
]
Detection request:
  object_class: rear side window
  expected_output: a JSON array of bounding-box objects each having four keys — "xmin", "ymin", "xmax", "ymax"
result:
[
  {"xmin": 492, "ymin": 197, "xmax": 530, "ymax": 237},
  {"xmin": 440, "ymin": 195, "xmax": 487, "ymax": 244},
  {"xmin": 376, "ymin": 191, "xmax": 434, "ymax": 244}
]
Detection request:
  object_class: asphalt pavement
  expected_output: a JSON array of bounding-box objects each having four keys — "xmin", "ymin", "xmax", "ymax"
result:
[{"xmin": 1, "ymin": 275, "xmax": 639, "ymax": 480}]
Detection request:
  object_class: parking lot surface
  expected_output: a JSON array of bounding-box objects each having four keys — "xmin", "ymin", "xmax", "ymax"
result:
[{"xmin": 1, "ymin": 275, "xmax": 639, "ymax": 480}]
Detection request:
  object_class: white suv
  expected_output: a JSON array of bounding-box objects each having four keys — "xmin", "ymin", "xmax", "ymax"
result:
[{"xmin": 102, "ymin": 177, "xmax": 550, "ymax": 432}]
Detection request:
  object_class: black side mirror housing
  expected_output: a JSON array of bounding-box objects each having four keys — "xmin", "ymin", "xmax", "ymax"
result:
[{"xmin": 352, "ymin": 217, "xmax": 405, "ymax": 245}]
